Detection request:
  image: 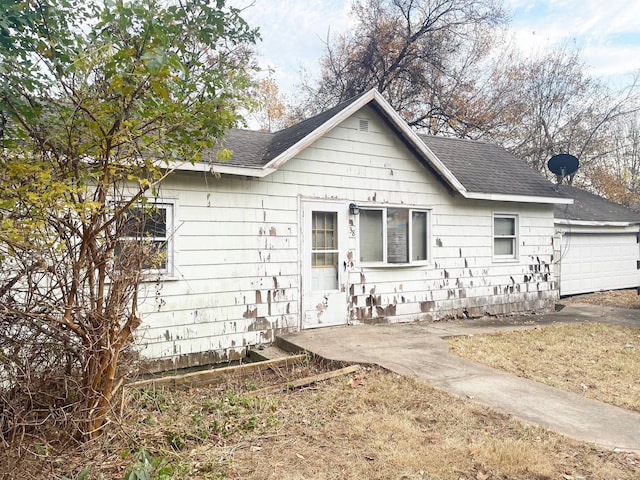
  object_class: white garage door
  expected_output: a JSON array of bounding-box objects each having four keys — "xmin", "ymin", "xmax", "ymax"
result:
[{"xmin": 560, "ymin": 232, "xmax": 639, "ymax": 296}]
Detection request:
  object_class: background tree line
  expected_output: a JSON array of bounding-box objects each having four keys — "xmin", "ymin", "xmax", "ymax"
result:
[{"xmin": 254, "ymin": 0, "xmax": 640, "ymax": 209}]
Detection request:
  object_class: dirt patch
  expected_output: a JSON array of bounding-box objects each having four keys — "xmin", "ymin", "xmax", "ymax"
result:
[
  {"xmin": 563, "ymin": 288, "xmax": 640, "ymax": 309},
  {"xmin": 3, "ymin": 359, "xmax": 639, "ymax": 479}
]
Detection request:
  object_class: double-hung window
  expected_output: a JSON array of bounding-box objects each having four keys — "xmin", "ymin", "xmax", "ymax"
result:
[
  {"xmin": 359, "ymin": 207, "xmax": 429, "ymax": 265},
  {"xmin": 118, "ymin": 202, "xmax": 173, "ymax": 275},
  {"xmin": 493, "ymin": 214, "xmax": 518, "ymax": 260}
]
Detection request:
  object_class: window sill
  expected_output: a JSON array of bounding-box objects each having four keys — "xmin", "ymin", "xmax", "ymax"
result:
[
  {"xmin": 492, "ymin": 257, "xmax": 519, "ymax": 263},
  {"xmin": 357, "ymin": 262, "xmax": 431, "ymax": 269},
  {"xmin": 139, "ymin": 273, "xmax": 180, "ymax": 282}
]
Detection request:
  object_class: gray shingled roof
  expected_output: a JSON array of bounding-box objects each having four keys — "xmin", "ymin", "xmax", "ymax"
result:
[
  {"xmin": 420, "ymin": 135, "xmax": 563, "ymax": 199},
  {"xmin": 215, "ymin": 129, "xmax": 272, "ymax": 167},
  {"xmin": 263, "ymin": 93, "xmax": 368, "ymax": 162},
  {"xmin": 554, "ymin": 185, "xmax": 640, "ymax": 224}
]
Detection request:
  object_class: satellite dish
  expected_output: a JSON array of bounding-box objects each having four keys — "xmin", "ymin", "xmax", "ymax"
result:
[{"xmin": 547, "ymin": 154, "xmax": 579, "ymax": 179}]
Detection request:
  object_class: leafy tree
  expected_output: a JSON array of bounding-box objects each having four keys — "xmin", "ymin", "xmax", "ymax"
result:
[{"xmin": 0, "ymin": 0, "xmax": 257, "ymax": 440}]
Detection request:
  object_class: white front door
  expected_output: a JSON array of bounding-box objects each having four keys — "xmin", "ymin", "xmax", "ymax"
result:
[{"xmin": 301, "ymin": 201, "xmax": 348, "ymax": 329}]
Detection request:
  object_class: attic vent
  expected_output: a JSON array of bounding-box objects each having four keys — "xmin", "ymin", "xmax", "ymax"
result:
[{"xmin": 358, "ymin": 119, "xmax": 369, "ymax": 133}]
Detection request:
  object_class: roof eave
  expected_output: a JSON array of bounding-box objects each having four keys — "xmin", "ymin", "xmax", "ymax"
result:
[
  {"xmin": 167, "ymin": 160, "xmax": 273, "ymax": 177},
  {"xmin": 160, "ymin": 160, "xmax": 209, "ymax": 172},
  {"xmin": 463, "ymin": 191, "xmax": 573, "ymax": 204},
  {"xmin": 210, "ymin": 164, "xmax": 274, "ymax": 177},
  {"xmin": 554, "ymin": 218, "xmax": 640, "ymax": 227}
]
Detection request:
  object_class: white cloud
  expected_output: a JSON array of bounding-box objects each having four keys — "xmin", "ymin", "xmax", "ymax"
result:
[
  {"xmin": 585, "ymin": 44, "xmax": 640, "ymax": 77},
  {"xmin": 235, "ymin": 0, "xmax": 351, "ymax": 95},
  {"xmin": 505, "ymin": 0, "xmax": 640, "ymax": 80}
]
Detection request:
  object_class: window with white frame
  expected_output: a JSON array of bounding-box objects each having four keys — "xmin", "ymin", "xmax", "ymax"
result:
[
  {"xmin": 493, "ymin": 214, "xmax": 518, "ymax": 260},
  {"xmin": 117, "ymin": 202, "xmax": 173, "ymax": 274},
  {"xmin": 359, "ymin": 207, "xmax": 429, "ymax": 264},
  {"xmin": 311, "ymin": 211, "xmax": 339, "ymax": 291}
]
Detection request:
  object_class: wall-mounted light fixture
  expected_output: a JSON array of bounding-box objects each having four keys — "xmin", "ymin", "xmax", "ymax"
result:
[{"xmin": 349, "ymin": 203, "xmax": 360, "ymax": 215}]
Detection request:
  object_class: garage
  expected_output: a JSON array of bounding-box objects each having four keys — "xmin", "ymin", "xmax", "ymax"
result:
[
  {"xmin": 558, "ymin": 231, "xmax": 639, "ymax": 296},
  {"xmin": 555, "ymin": 186, "xmax": 640, "ymax": 297}
]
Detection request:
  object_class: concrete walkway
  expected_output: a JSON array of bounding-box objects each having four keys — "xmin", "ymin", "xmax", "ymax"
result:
[{"xmin": 277, "ymin": 303, "xmax": 640, "ymax": 452}]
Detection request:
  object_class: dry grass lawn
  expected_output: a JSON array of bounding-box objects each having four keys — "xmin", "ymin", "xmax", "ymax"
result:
[
  {"xmin": 447, "ymin": 322, "xmax": 640, "ymax": 413},
  {"xmin": 446, "ymin": 289, "xmax": 640, "ymax": 413},
  {"xmin": 4, "ymin": 359, "xmax": 639, "ymax": 480}
]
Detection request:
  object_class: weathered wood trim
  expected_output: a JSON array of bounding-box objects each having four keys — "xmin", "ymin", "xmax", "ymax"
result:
[
  {"xmin": 210, "ymin": 164, "xmax": 275, "ymax": 177},
  {"xmin": 127, "ymin": 354, "xmax": 308, "ymax": 389},
  {"xmin": 555, "ymin": 219, "xmax": 639, "ymax": 227}
]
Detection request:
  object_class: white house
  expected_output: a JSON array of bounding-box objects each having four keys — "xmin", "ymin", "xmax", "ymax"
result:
[
  {"xmin": 136, "ymin": 90, "xmax": 572, "ymax": 371},
  {"xmin": 554, "ymin": 185, "xmax": 640, "ymax": 296}
]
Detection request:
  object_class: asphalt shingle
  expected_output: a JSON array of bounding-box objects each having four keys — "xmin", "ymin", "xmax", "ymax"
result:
[
  {"xmin": 420, "ymin": 135, "xmax": 562, "ymax": 199},
  {"xmin": 214, "ymin": 129, "xmax": 272, "ymax": 167},
  {"xmin": 554, "ymin": 185, "xmax": 640, "ymax": 223}
]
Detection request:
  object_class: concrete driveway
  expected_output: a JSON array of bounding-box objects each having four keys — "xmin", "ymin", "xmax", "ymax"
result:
[{"xmin": 277, "ymin": 302, "xmax": 640, "ymax": 452}]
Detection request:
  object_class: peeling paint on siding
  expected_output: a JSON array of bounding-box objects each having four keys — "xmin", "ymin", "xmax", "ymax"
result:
[
  {"xmin": 248, "ymin": 317, "xmax": 271, "ymax": 331},
  {"xmin": 420, "ymin": 301, "xmax": 434, "ymax": 312},
  {"xmin": 243, "ymin": 307, "xmax": 258, "ymax": 318}
]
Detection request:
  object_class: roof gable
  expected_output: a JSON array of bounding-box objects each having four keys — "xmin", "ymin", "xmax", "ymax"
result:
[
  {"xmin": 205, "ymin": 89, "xmax": 569, "ymax": 204},
  {"xmin": 259, "ymin": 90, "xmax": 463, "ymax": 194}
]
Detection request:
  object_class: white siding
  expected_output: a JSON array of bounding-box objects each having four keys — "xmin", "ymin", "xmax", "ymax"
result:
[{"xmin": 137, "ymin": 106, "xmax": 558, "ymax": 369}]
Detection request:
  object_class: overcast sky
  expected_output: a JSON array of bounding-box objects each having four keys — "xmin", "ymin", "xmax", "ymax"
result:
[{"xmin": 234, "ymin": 0, "xmax": 640, "ymax": 98}]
